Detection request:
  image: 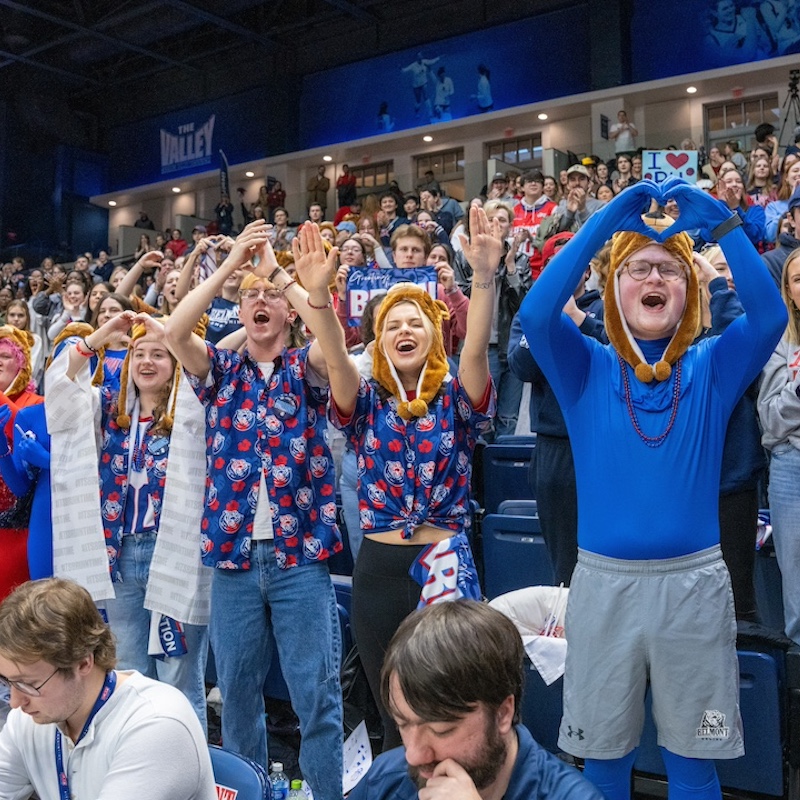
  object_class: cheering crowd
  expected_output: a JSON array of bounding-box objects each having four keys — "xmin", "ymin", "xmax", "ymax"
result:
[{"xmin": 0, "ymin": 124, "xmax": 798, "ymax": 800}]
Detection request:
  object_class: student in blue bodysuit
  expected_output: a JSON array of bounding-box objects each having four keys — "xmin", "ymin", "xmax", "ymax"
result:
[{"xmin": 519, "ymin": 178, "xmax": 786, "ymax": 800}]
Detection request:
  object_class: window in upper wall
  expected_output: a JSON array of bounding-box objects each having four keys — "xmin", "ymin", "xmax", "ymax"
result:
[
  {"xmin": 351, "ymin": 161, "xmax": 394, "ymax": 196},
  {"xmin": 414, "ymin": 148, "xmax": 465, "ymax": 201},
  {"xmin": 704, "ymin": 93, "xmax": 780, "ymax": 151},
  {"xmin": 484, "ymin": 133, "xmax": 543, "ymax": 168}
]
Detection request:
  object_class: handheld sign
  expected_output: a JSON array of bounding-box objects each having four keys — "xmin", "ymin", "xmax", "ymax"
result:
[
  {"xmin": 642, "ymin": 150, "xmax": 698, "ymax": 184},
  {"xmin": 346, "ymin": 266, "xmax": 438, "ymax": 327}
]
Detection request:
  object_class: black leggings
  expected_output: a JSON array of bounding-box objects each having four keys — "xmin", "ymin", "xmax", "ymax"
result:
[
  {"xmin": 352, "ymin": 537, "xmax": 424, "ymax": 752},
  {"xmin": 719, "ymin": 488, "xmax": 759, "ymax": 622}
]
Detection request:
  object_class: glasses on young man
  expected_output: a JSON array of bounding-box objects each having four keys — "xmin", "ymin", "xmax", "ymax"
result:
[
  {"xmin": 623, "ymin": 260, "xmax": 686, "ymax": 282},
  {"xmin": 239, "ymin": 288, "xmax": 285, "ymax": 302},
  {"xmin": 0, "ymin": 666, "xmax": 60, "ymax": 697}
]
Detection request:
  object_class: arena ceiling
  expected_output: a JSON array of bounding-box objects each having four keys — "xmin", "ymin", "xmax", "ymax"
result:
[{"xmin": 0, "ymin": 0, "xmax": 577, "ymax": 121}]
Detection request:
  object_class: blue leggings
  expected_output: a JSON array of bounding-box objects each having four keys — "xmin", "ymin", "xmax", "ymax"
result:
[{"xmin": 584, "ymin": 749, "xmax": 720, "ymax": 800}]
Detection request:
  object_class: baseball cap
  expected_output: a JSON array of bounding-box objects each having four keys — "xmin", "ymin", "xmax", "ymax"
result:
[
  {"xmin": 566, "ymin": 165, "xmax": 591, "ymax": 179},
  {"xmin": 193, "ymin": 225, "xmax": 207, "ymax": 234},
  {"xmin": 491, "ymin": 172, "xmax": 507, "ymax": 183},
  {"xmin": 542, "ymin": 232, "xmax": 575, "ymax": 265}
]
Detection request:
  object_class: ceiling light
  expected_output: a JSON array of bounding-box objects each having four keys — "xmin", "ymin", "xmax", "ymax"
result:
[
  {"xmin": 423, "ymin": 135, "xmax": 433, "ymax": 143},
  {"xmin": 322, "ymin": 155, "xmax": 333, "ymax": 162},
  {"xmin": 108, "ymin": 200, "xmax": 117, "ymax": 207},
  {"xmin": 245, "ymin": 171, "xmax": 255, "ymax": 178},
  {"xmin": 686, "ymin": 86, "xmax": 697, "ymax": 94},
  {"xmin": 172, "ymin": 187, "xmax": 181, "ymax": 193},
  {"xmin": 538, "ymin": 113, "xmax": 548, "ymax": 120}
]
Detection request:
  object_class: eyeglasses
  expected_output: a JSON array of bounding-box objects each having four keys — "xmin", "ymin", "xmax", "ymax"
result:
[
  {"xmin": 0, "ymin": 666, "xmax": 60, "ymax": 697},
  {"xmin": 623, "ymin": 260, "xmax": 686, "ymax": 282},
  {"xmin": 239, "ymin": 288, "xmax": 284, "ymax": 302}
]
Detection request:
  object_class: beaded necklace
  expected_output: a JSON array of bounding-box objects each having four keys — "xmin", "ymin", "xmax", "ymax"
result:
[{"xmin": 618, "ymin": 353, "xmax": 682, "ymax": 448}]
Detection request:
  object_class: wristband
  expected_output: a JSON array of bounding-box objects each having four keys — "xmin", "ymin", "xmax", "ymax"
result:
[
  {"xmin": 75, "ymin": 339, "xmax": 95, "ymax": 358},
  {"xmin": 268, "ymin": 266, "xmax": 284, "ymax": 283},
  {"xmin": 280, "ymin": 279, "xmax": 297, "ymax": 293},
  {"xmin": 710, "ymin": 214, "xmax": 743, "ymax": 241},
  {"xmin": 307, "ymin": 294, "xmax": 333, "ymax": 310}
]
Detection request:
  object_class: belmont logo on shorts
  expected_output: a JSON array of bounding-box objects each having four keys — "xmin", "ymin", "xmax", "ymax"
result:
[{"xmin": 696, "ymin": 710, "xmax": 730, "ymax": 739}]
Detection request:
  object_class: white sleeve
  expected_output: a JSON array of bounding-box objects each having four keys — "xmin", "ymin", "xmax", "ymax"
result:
[
  {"xmin": 96, "ymin": 716, "xmax": 215, "ymax": 800},
  {"xmin": 0, "ymin": 721, "xmax": 37, "ymax": 800}
]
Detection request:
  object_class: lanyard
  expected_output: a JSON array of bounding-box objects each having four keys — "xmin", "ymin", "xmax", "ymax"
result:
[{"xmin": 54, "ymin": 671, "xmax": 117, "ymax": 800}]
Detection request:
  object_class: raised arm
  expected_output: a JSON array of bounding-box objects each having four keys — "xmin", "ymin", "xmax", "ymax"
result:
[
  {"xmin": 64, "ymin": 311, "xmax": 137, "ymax": 381},
  {"xmin": 520, "ymin": 181, "xmax": 657, "ymax": 405},
  {"xmin": 164, "ymin": 221, "xmax": 269, "ymax": 378},
  {"xmin": 277, "ymin": 223, "xmax": 360, "ymax": 416},
  {"xmin": 663, "ymin": 182, "xmax": 787, "ymax": 401},
  {"xmin": 116, "ymin": 251, "xmax": 164, "ymax": 300},
  {"xmin": 457, "ymin": 206, "xmax": 504, "ymax": 404}
]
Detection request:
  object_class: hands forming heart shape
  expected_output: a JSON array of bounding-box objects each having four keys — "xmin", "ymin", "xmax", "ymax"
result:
[{"xmin": 603, "ymin": 176, "xmax": 735, "ymax": 243}]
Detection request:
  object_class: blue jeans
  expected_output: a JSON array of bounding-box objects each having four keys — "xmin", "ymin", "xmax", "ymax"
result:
[
  {"xmin": 103, "ymin": 532, "xmax": 209, "ymax": 730},
  {"xmin": 768, "ymin": 443, "xmax": 800, "ymax": 644},
  {"xmin": 340, "ymin": 448, "xmax": 364, "ymax": 562},
  {"xmin": 210, "ymin": 541, "xmax": 343, "ymax": 800},
  {"xmin": 488, "ymin": 343, "xmax": 524, "ymax": 440}
]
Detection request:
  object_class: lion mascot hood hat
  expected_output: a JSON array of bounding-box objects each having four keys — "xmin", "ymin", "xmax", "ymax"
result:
[
  {"xmin": 0, "ymin": 325, "xmax": 35, "ymax": 397},
  {"xmin": 604, "ymin": 230, "xmax": 698, "ymax": 383},
  {"xmin": 372, "ymin": 282, "xmax": 450, "ymax": 420}
]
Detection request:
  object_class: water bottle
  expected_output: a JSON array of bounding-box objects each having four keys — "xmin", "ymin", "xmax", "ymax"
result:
[
  {"xmin": 270, "ymin": 762, "xmax": 290, "ymax": 800},
  {"xmin": 288, "ymin": 779, "xmax": 306, "ymax": 800}
]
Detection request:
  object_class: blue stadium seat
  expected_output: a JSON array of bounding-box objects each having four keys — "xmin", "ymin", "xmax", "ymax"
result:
[
  {"xmin": 209, "ymin": 744, "xmax": 271, "ymax": 800},
  {"xmin": 481, "ymin": 441, "xmax": 536, "ymax": 514},
  {"xmin": 635, "ymin": 650, "xmax": 785, "ymax": 796},
  {"xmin": 481, "ymin": 513, "xmax": 554, "ymax": 599},
  {"xmin": 520, "ymin": 665, "xmax": 564, "ymax": 754},
  {"xmin": 497, "ymin": 499, "xmax": 538, "ymax": 517}
]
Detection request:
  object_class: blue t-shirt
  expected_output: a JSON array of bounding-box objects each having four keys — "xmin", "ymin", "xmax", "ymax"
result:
[{"xmin": 348, "ymin": 725, "xmax": 603, "ymax": 800}]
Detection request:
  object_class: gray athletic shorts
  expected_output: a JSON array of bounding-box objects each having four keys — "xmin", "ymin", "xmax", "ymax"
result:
[{"xmin": 558, "ymin": 545, "xmax": 744, "ymax": 760}]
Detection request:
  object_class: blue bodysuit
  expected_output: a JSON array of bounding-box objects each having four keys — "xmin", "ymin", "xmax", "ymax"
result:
[
  {"xmin": 518, "ymin": 196, "xmax": 786, "ymax": 800},
  {"xmin": 519, "ymin": 222, "xmax": 784, "ymax": 560}
]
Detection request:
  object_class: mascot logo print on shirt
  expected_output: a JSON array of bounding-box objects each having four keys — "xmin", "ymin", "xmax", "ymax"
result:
[
  {"xmin": 320, "ymin": 502, "xmax": 338, "ymax": 526},
  {"xmin": 310, "ymin": 455, "xmax": 329, "ymax": 478},
  {"xmin": 697, "ymin": 710, "xmax": 729, "ymax": 739},
  {"xmin": 295, "ymin": 486, "xmax": 313, "ymax": 511}
]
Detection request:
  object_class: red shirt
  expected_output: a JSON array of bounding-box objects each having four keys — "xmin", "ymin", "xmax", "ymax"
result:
[{"xmin": 513, "ymin": 198, "xmax": 557, "ymax": 278}]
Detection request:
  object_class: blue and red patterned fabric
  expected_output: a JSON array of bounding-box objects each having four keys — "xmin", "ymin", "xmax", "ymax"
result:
[
  {"xmin": 188, "ymin": 343, "xmax": 342, "ymax": 570},
  {"xmin": 331, "ymin": 375, "xmax": 494, "ymax": 538}
]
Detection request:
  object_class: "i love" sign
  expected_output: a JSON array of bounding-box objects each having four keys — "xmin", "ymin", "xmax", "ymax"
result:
[{"xmin": 642, "ymin": 150, "xmax": 698, "ymax": 184}]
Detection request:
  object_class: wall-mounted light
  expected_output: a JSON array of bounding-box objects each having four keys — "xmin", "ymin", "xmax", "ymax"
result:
[
  {"xmin": 538, "ymin": 113, "xmax": 548, "ymax": 121},
  {"xmin": 423, "ymin": 135, "xmax": 433, "ymax": 143},
  {"xmin": 108, "ymin": 200, "xmax": 117, "ymax": 207},
  {"xmin": 245, "ymin": 171, "xmax": 255, "ymax": 178},
  {"xmin": 686, "ymin": 86, "xmax": 697, "ymax": 94},
  {"xmin": 172, "ymin": 187, "xmax": 181, "ymax": 193},
  {"xmin": 322, "ymin": 155, "xmax": 333, "ymax": 162}
]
